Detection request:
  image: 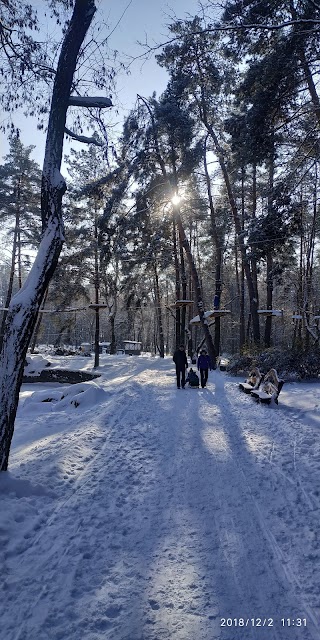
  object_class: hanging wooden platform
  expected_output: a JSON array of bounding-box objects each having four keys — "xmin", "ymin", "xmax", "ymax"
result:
[
  {"xmin": 190, "ymin": 309, "xmax": 231, "ymax": 325},
  {"xmin": 257, "ymin": 309, "xmax": 283, "ymax": 317}
]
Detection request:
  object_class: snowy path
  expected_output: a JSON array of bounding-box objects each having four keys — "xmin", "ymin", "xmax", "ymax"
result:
[{"xmin": 1, "ymin": 356, "xmax": 320, "ymax": 640}]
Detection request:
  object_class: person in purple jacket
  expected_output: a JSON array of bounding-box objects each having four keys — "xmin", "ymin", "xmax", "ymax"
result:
[{"xmin": 197, "ymin": 349, "xmax": 212, "ymax": 388}]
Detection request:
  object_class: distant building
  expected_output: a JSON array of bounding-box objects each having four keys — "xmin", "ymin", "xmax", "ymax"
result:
[
  {"xmin": 123, "ymin": 341, "xmax": 142, "ymax": 355},
  {"xmin": 98, "ymin": 342, "xmax": 111, "ymax": 354},
  {"xmin": 80, "ymin": 342, "xmax": 91, "ymax": 355}
]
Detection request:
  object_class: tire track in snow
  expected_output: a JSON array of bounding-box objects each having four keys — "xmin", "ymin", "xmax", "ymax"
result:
[{"xmin": 12, "ymin": 358, "xmax": 161, "ymax": 556}]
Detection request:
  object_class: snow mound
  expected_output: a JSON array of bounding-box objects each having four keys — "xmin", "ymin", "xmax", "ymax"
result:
[
  {"xmin": 0, "ymin": 472, "xmax": 55, "ymax": 498},
  {"xmin": 23, "ymin": 381, "xmax": 108, "ymax": 413},
  {"xmin": 58, "ymin": 382, "xmax": 108, "ymax": 409},
  {"xmin": 24, "ymin": 355, "xmax": 51, "ymax": 376}
]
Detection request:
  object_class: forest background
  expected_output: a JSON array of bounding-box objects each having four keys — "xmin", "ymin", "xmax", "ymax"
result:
[{"xmin": 1, "ymin": 0, "xmax": 320, "ymax": 380}]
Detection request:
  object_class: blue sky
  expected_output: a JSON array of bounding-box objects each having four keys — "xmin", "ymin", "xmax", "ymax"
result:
[{"xmin": 0, "ymin": 0, "xmax": 203, "ymax": 167}]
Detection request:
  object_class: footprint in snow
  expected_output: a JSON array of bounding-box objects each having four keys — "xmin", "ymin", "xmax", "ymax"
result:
[{"xmin": 105, "ymin": 604, "xmax": 122, "ymax": 618}]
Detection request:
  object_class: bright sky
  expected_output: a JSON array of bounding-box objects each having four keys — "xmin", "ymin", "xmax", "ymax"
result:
[{"xmin": 0, "ymin": 0, "xmax": 203, "ymax": 167}]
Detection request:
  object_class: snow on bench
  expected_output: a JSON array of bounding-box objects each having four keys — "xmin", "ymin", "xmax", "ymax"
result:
[
  {"xmin": 250, "ymin": 368, "xmax": 284, "ymax": 405},
  {"xmin": 239, "ymin": 367, "xmax": 263, "ymax": 394}
]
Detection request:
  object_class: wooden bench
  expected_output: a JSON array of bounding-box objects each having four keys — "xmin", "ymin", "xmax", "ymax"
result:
[
  {"xmin": 250, "ymin": 368, "xmax": 284, "ymax": 405},
  {"xmin": 239, "ymin": 367, "xmax": 263, "ymax": 394}
]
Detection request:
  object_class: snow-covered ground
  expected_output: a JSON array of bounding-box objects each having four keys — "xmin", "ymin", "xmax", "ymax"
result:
[{"xmin": 1, "ymin": 353, "xmax": 320, "ymax": 640}]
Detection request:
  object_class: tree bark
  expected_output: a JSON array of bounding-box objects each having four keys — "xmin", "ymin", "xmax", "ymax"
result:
[
  {"xmin": 0, "ymin": 210, "xmax": 19, "ymax": 351},
  {"xmin": 153, "ymin": 262, "xmax": 165, "ymax": 358},
  {"xmin": 93, "ymin": 205, "xmax": 100, "ymax": 368},
  {"xmin": 30, "ymin": 288, "xmax": 48, "ymax": 353},
  {"xmin": 173, "ymin": 219, "xmax": 181, "ymax": 348},
  {"xmin": 179, "ymin": 241, "xmax": 187, "ymax": 343},
  {"xmin": 264, "ymin": 140, "xmax": 275, "ymax": 348},
  {"xmin": 264, "ymin": 249, "xmax": 273, "ymax": 347},
  {"xmin": 0, "ymin": 0, "xmax": 97, "ymax": 471},
  {"xmin": 203, "ymin": 138, "xmax": 223, "ymax": 355}
]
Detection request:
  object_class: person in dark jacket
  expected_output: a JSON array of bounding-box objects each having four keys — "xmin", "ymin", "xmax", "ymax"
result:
[
  {"xmin": 197, "ymin": 349, "xmax": 212, "ymax": 388},
  {"xmin": 173, "ymin": 344, "xmax": 188, "ymax": 389},
  {"xmin": 185, "ymin": 368, "xmax": 200, "ymax": 388}
]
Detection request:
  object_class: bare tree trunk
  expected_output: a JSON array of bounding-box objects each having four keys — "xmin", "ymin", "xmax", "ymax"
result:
[
  {"xmin": 296, "ymin": 201, "xmax": 304, "ymax": 349},
  {"xmin": 0, "ymin": 0, "xmax": 97, "ymax": 471},
  {"xmin": 251, "ymin": 163, "xmax": 259, "ymax": 305},
  {"xmin": 264, "ymin": 250, "xmax": 273, "ymax": 347},
  {"xmin": 17, "ymin": 190, "xmax": 23, "ymax": 289},
  {"xmin": 240, "ymin": 260, "xmax": 246, "ymax": 350},
  {"xmin": 153, "ymin": 262, "xmax": 165, "ymax": 358},
  {"xmin": 93, "ymin": 206, "xmax": 100, "ymax": 368},
  {"xmin": 0, "ymin": 212, "xmax": 19, "ymax": 351},
  {"xmin": 109, "ymin": 315, "xmax": 116, "ymax": 354},
  {"xmin": 303, "ymin": 168, "xmax": 318, "ymax": 350},
  {"xmin": 203, "ymin": 137, "xmax": 223, "ymax": 356},
  {"xmin": 264, "ymin": 140, "xmax": 275, "ymax": 348},
  {"xmin": 30, "ymin": 288, "xmax": 48, "ymax": 353},
  {"xmin": 173, "ymin": 215, "xmax": 181, "ymax": 348},
  {"xmin": 179, "ymin": 241, "xmax": 187, "ymax": 342},
  {"xmin": 187, "ymin": 261, "xmax": 193, "ymax": 358},
  {"xmin": 54, "ymin": 323, "xmax": 70, "ymax": 348},
  {"xmin": 240, "ymin": 166, "xmax": 247, "ymax": 351}
]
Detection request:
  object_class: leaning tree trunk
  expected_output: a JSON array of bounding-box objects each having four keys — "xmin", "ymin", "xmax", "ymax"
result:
[{"xmin": 0, "ymin": 0, "xmax": 97, "ymax": 471}]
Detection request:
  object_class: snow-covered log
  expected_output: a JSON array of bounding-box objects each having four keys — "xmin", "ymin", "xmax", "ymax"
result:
[
  {"xmin": 0, "ymin": 0, "xmax": 98, "ymax": 471},
  {"xmin": 68, "ymin": 96, "xmax": 112, "ymax": 108}
]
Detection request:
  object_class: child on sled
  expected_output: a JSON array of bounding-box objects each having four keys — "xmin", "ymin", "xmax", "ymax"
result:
[{"xmin": 185, "ymin": 368, "xmax": 200, "ymax": 388}]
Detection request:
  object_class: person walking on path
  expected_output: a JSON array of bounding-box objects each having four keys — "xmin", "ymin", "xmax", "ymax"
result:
[
  {"xmin": 197, "ymin": 349, "xmax": 212, "ymax": 388},
  {"xmin": 173, "ymin": 344, "xmax": 188, "ymax": 389}
]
